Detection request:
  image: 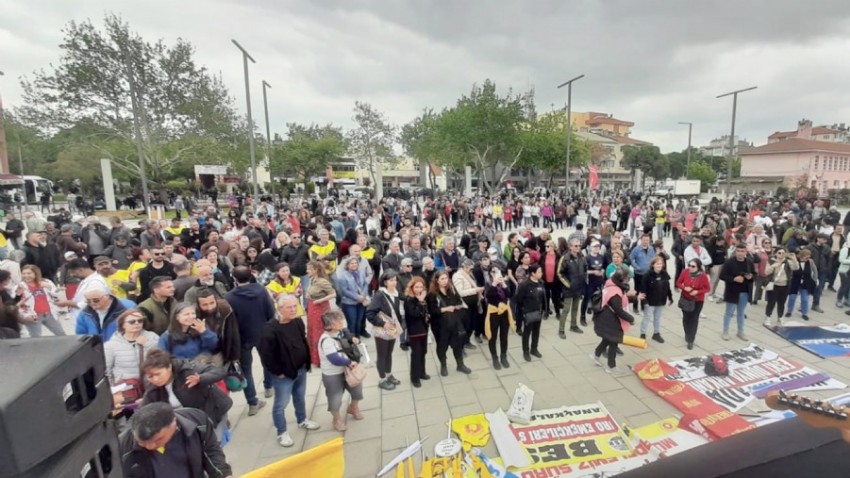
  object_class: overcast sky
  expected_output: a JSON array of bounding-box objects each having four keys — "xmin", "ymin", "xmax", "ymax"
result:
[{"xmin": 3, "ymin": 1, "xmax": 850, "ymax": 153}]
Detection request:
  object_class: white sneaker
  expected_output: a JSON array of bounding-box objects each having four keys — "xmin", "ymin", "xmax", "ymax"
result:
[
  {"xmin": 699, "ymin": 313, "xmax": 708, "ymax": 319},
  {"xmin": 589, "ymin": 352, "xmax": 602, "ymax": 367},
  {"xmin": 605, "ymin": 366, "xmax": 625, "ymax": 375},
  {"xmin": 763, "ymin": 319, "xmax": 772, "ymax": 327},
  {"xmin": 722, "ymin": 331, "xmax": 730, "ymax": 341},
  {"xmin": 277, "ymin": 431, "xmax": 294, "ymax": 447},
  {"xmin": 298, "ymin": 419, "xmax": 321, "ymax": 430}
]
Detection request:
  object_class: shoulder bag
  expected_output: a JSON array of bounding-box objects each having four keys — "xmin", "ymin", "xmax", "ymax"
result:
[
  {"xmin": 344, "ymin": 362, "xmax": 368, "ymax": 387},
  {"xmin": 677, "ymin": 295, "xmax": 696, "ymax": 312},
  {"xmin": 116, "ymin": 343, "xmax": 146, "ymax": 403}
]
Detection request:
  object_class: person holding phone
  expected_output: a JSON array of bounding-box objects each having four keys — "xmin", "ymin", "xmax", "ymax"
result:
[{"xmin": 719, "ymin": 244, "xmax": 758, "ymax": 341}]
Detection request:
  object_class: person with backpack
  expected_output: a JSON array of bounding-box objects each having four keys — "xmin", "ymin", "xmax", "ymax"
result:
[
  {"xmin": 590, "ymin": 266, "xmax": 637, "ymax": 374},
  {"xmin": 676, "ymin": 259, "xmax": 711, "ymax": 349}
]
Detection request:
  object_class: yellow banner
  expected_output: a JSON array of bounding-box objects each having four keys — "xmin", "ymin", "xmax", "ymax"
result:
[
  {"xmin": 510, "ymin": 402, "xmax": 632, "ymax": 475},
  {"xmin": 243, "ymin": 436, "xmax": 344, "ymax": 478}
]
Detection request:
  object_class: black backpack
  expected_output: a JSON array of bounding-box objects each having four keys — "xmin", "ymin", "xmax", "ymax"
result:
[{"xmin": 588, "ymin": 288, "xmax": 604, "ymax": 315}]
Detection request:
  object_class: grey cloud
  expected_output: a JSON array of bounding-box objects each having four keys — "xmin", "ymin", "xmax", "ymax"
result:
[{"xmin": 2, "ymin": 0, "xmax": 850, "ymax": 153}]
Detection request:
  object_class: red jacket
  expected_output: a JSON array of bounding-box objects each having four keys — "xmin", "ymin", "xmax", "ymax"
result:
[{"xmin": 676, "ymin": 270, "xmax": 711, "ymax": 303}]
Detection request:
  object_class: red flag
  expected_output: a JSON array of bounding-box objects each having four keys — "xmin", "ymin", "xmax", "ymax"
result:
[{"xmin": 589, "ymin": 163, "xmax": 599, "ymax": 190}]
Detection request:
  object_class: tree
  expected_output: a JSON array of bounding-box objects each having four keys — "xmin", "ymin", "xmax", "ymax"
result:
[
  {"xmin": 273, "ymin": 123, "xmax": 347, "ymax": 187},
  {"xmin": 517, "ymin": 112, "xmax": 589, "ymax": 187},
  {"xmin": 686, "ymin": 161, "xmax": 716, "ymax": 192},
  {"xmin": 621, "ymin": 144, "xmax": 667, "ymax": 182},
  {"xmin": 400, "ymin": 108, "xmax": 450, "ymax": 189},
  {"xmin": 17, "ymin": 14, "xmax": 242, "ymax": 191},
  {"xmin": 348, "ymin": 101, "xmax": 397, "ymax": 189},
  {"xmin": 437, "ymin": 80, "xmax": 533, "ymax": 192}
]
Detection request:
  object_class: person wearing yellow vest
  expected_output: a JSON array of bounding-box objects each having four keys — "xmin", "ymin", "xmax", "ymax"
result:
[
  {"xmin": 93, "ymin": 256, "xmax": 136, "ymax": 300},
  {"xmin": 266, "ymin": 263, "xmax": 305, "ymax": 317},
  {"xmin": 164, "ymin": 217, "xmax": 185, "ymax": 240},
  {"xmin": 309, "ymin": 229, "xmax": 338, "ymax": 275}
]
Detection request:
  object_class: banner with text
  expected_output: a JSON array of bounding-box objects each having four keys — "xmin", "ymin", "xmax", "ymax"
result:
[
  {"xmin": 767, "ymin": 323, "xmax": 850, "ymax": 359},
  {"xmin": 509, "ymin": 402, "xmax": 632, "ymax": 477}
]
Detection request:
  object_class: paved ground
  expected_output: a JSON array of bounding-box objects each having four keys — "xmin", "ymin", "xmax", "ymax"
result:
[{"xmin": 218, "ymin": 226, "xmax": 850, "ymax": 478}]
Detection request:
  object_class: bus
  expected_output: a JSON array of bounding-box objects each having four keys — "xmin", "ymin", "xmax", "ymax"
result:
[{"xmin": 0, "ymin": 175, "xmax": 54, "ymax": 203}]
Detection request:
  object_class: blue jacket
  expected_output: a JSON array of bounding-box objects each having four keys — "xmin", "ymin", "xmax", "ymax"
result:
[
  {"xmin": 336, "ymin": 270, "xmax": 368, "ymax": 305},
  {"xmin": 629, "ymin": 246, "xmax": 656, "ymax": 274},
  {"xmin": 75, "ymin": 297, "xmax": 136, "ymax": 341},
  {"xmin": 226, "ymin": 283, "xmax": 276, "ymax": 347},
  {"xmin": 159, "ymin": 329, "xmax": 219, "ymax": 360}
]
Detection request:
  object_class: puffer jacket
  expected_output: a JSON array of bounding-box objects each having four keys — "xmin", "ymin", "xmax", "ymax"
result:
[
  {"xmin": 75, "ymin": 296, "xmax": 136, "ymax": 340},
  {"xmin": 103, "ymin": 330, "xmax": 160, "ymax": 384}
]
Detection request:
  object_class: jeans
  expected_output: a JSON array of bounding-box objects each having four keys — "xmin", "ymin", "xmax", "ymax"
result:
[
  {"xmin": 375, "ymin": 338, "xmax": 396, "ymax": 379},
  {"xmin": 722, "ymin": 292, "xmax": 749, "ymax": 333},
  {"xmin": 241, "ymin": 345, "xmax": 272, "ymax": 406},
  {"xmin": 340, "ymin": 303, "xmax": 366, "ymax": 336},
  {"xmin": 271, "ymin": 366, "xmax": 308, "ymax": 434},
  {"xmin": 641, "ymin": 305, "xmax": 664, "ymax": 335},
  {"xmin": 23, "ymin": 313, "xmax": 67, "ymax": 338},
  {"xmin": 812, "ymin": 272, "xmax": 827, "ymax": 308},
  {"xmin": 786, "ymin": 290, "xmax": 810, "ymax": 316}
]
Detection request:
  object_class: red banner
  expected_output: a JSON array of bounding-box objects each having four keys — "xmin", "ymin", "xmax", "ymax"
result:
[{"xmin": 633, "ymin": 359, "xmax": 756, "ymax": 440}]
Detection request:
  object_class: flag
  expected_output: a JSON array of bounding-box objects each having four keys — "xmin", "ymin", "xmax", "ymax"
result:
[
  {"xmin": 589, "ymin": 163, "xmax": 599, "ymax": 190},
  {"xmin": 243, "ymin": 437, "xmax": 345, "ymax": 478}
]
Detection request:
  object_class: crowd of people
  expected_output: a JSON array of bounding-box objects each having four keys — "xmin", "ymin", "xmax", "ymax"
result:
[{"xmin": 0, "ymin": 189, "xmax": 847, "ymax": 476}]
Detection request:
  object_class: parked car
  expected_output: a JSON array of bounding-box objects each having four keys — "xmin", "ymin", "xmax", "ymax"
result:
[
  {"xmin": 384, "ymin": 187, "xmax": 412, "ymax": 200},
  {"xmin": 414, "ymin": 187, "xmax": 436, "ymax": 198}
]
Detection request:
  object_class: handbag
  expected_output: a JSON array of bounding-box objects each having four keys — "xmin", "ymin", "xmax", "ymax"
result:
[
  {"xmin": 225, "ymin": 361, "xmax": 248, "ymax": 392},
  {"xmin": 524, "ymin": 310, "xmax": 543, "ymax": 324},
  {"xmin": 116, "ymin": 343, "xmax": 146, "ymax": 403},
  {"xmin": 677, "ymin": 295, "xmax": 696, "ymax": 312},
  {"xmin": 344, "ymin": 362, "xmax": 368, "ymax": 387}
]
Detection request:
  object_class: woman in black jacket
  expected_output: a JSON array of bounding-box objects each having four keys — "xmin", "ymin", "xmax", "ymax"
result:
[
  {"xmin": 485, "ymin": 268, "xmax": 513, "ymax": 370},
  {"xmin": 403, "ymin": 276, "xmax": 431, "ymax": 387},
  {"xmin": 514, "ymin": 264, "xmax": 546, "ymax": 362},
  {"xmin": 592, "ymin": 267, "xmax": 637, "ymax": 373},
  {"xmin": 427, "ymin": 270, "xmax": 471, "ymax": 377},
  {"xmin": 141, "ymin": 349, "xmax": 232, "ymax": 437},
  {"xmin": 365, "ymin": 271, "xmax": 403, "ymax": 390},
  {"xmin": 640, "ymin": 256, "xmax": 673, "ymax": 343}
]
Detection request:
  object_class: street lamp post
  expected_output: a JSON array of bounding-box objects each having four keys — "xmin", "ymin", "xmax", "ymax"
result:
[
  {"xmin": 717, "ymin": 86, "xmax": 757, "ymax": 196},
  {"xmin": 557, "ymin": 74, "xmax": 584, "ymax": 194},
  {"xmin": 232, "ymin": 39, "xmax": 259, "ymax": 204},
  {"xmin": 0, "ymin": 70, "xmax": 9, "ymax": 176},
  {"xmin": 678, "ymin": 121, "xmax": 693, "ymax": 177},
  {"xmin": 261, "ymin": 80, "xmax": 273, "ymax": 197}
]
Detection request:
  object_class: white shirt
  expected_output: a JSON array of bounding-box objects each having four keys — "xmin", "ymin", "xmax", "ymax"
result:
[{"xmin": 684, "ymin": 244, "xmax": 713, "ymax": 267}]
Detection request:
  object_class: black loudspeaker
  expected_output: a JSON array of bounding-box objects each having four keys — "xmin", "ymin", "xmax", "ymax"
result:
[
  {"xmin": 619, "ymin": 417, "xmax": 850, "ymax": 478},
  {"xmin": 16, "ymin": 420, "xmax": 123, "ymax": 478},
  {"xmin": 0, "ymin": 336, "xmax": 112, "ymax": 477}
]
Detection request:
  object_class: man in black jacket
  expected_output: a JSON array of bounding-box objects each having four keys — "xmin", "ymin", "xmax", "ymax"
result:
[
  {"xmin": 279, "ymin": 234, "xmax": 310, "ymax": 306},
  {"xmin": 258, "ymin": 294, "xmax": 320, "ymax": 447},
  {"xmin": 22, "ymin": 231, "xmax": 61, "ymax": 281},
  {"xmin": 119, "ymin": 403, "xmax": 233, "ymax": 478},
  {"xmin": 226, "ymin": 266, "xmax": 275, "ymax": 415},
  {"xmin": 137, "ymin": 246, "xmax": 176, "ymax": 302}
]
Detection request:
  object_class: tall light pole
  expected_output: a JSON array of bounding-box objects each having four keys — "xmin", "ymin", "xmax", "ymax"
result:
[
  {"xmin": 261, "ymin": 80, "xmax": 273, "ymax": 197},
  {"xmin": 232, "ymin": 39, "xmax": 259, "ymax": 203},
  {"xmin": 717, "ymin": 86, "xmax": 757, "ymax": 195},
  {"xmin": 678, "ymin": 121, "xmax": 693, "ymax": 177},
  {"xmin": 557, "ymin": 74, "xmax": 584, "ymax": 193}
]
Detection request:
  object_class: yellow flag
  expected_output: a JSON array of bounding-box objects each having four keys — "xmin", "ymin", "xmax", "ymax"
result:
[
  {"xmin": 451, "ymin": 414, "xmax": 490, "ymax": 450},
  {"xmin": 243, "ymin": 436, "xmax": 345, "ymax": 478}
]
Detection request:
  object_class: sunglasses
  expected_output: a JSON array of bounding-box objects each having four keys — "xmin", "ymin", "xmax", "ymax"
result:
[
  {"xmin": 152, "ymin": 252, "xmax": 164, "ymax": 256},
  {"xmin": 125, "ymin": 319, "xmax": 143, "ymax": 325}
]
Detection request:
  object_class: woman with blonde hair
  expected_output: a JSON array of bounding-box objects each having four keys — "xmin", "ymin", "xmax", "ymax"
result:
[{"xmin": 306, "ymin": 260, "xmax": 337, "ymax": 366}]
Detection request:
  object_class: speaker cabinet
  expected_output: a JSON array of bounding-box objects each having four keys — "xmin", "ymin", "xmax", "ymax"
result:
[
  {"xmin": 0, "ymin": 336, "xmax": 112, "ymax": 476},
  {"xmin": 15, "ymin": 420, "xmax": 123, "ymax": 478},
  {"xmin": 620, "ymin": 417, "xmax": 850, "ymax": 478}
]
